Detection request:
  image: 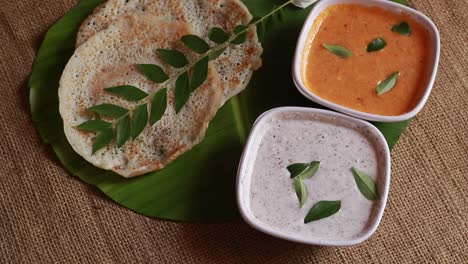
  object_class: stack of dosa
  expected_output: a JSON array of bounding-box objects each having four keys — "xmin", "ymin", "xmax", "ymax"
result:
[{"xmin": 59, "ymin": 0, "xmax": 262, "ymax": 177}]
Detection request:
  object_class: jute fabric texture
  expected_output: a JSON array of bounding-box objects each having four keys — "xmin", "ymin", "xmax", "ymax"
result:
[{"xmin": 0, "ymin": 0, "xmax": 466, "ymax": 263}]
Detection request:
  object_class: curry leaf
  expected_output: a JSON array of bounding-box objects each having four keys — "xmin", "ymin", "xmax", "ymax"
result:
[
  {"xmin": 392, "ymin": 22, "xmax": 412, "ymax": 36},
  {"xmin": 104, "ymin": 85, "xmax": 148, "ymax": 101},
  {"xmin": 87, "ymin": 104, "xmax": 128, "ymax": 118},
  {"xmin": 288, "ymin": 163, "xmax": 308, "ymax": 178},
  {"xmin": 323, "ymin": 44, "xmax": 352, "ymax": 58},
  {"xmin": 157, "ymin": 49, "xmax": 189, "ymax": 68},
  {"xmin": 234, "ymin": 24, "xmax": 248, "ymax": 35},
  {"xmin": 191, "ymin": 56, "xmax": 209, "ymax": 91},
  {"xmin": 351, "ymin": 167, "xmax": 379, "ymax": 200},
  {"xmin": 367, "ymin": 38, "xmax": 386, "ymax": 52},
  {"xmin": 77, "ymin": 120, "xmax": 112, "ymax": 132},
  {"xmin": 150, "ymin": 88, "xmax": 167, "ymax": 125},
  {"xmin": 304, "ymin": 200, "xmax": 341, "ymax": 223},
  {"xmin": 181, "ymin": 35, "xmax": 211, "ymax": 54},
  {"xmin": 92, "ymin": 128, "xmax": 113, "ymax": 154},
  {"xmin": 208, "ymin": 47, "xmax": 227, "ymax": 60},
  {"xmin": 137, "ymin": 64, "xmax": 169, "ymax": 83},
  {"xmin": 116, "ymin": 115, "xmax": 130, "ymax": 147},
  {"xmin": 131, "ymin": 104, "xmax": 148, "ymax": 139},
  {"xmin": 294, "ymin": 178, "xmax": 307, "ymax": 208},
  {"xmin": 175, "ymin": 72, "xmax": 190, "ymax": 113},
  {"xmin": 208, "ymin": 27, "xmax": 230, "ymax": 44},
  {"xmin": 377, "ymin": 71, "xmax": 399, "ymax": 95},
  {"xmin": 231, "ymin": 25, "xmax": 248, "ymax": 45},
  {"xmin": 287, "ymin": 161, "xmax": 320, "ymax": 179}
]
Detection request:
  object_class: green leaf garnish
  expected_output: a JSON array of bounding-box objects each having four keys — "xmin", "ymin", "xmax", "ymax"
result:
[
  {"xmin": 294, "ymin": 178, "xmax": 307, "ymax": 208},
  {"xmin": 87, "ymin": 104, "xmax": 128, "ymax": 118},
  {"xmin": 392, "ymin": 22, "xmax": 412, "ymax": 36},
  {"xmin": 208, "ymin": 27, "xmax": 230, "ymax": 44},
  {"xmin": 181, "ymin": 35, "xmax": 211, "ymax": 54},
  {"xmin": 323, "ymin": 44, "xmax": 352, "ymax": 58},
  {"xmin": 351, "ymin": 167, "xmax": 379, "ymax": 200},
  {"xmin": 190, "ymin": 56, "xmax": 208, "ymax": 91},
  {"xmin": 390, "ymin": 0, "xmax": 409, "ymax": 6},
  {"xmin": 376, "ymin": 71, "xmax": 399, "ymax": 95},
  {"xmin": 287, "ymin": 163, "xmax": 309, "ymax": 177},
  {"xmin": 231, "ymin": 25, "xmax": 248, "ymax": 45},
  {"xmin": 77, "ymin": 120, "xmax": 112, "ymax": 132},
  {"xmin": 92, "ymin": 128, "xmax": 113, "ymax": 154},
  {"xmin": 208, "ymin": 47, "xmax": 227, "ymax": 60},
  {"xmin": 157, "ymin": 49, "xmax": 189, "ymax": 68},
  {"xmin": 175, "ymin": 72, "xmax": 190, "ymax": 113},
  {"xmin": 304, "ymin": 200, "xmax": 341, "ymax": 223},
  {"xmin": 104, "ymin": 85, "xmax": 148, "ymax": 101},
  {"xmin": 116, "ymin": 115, "xmax": 130, "ymax": 147},
  {"xmin": 235, "ymin": 24, "xmax": 248, "ymax": 33},
  {"xmin": 131, "ymin": 104, "xmax": 148, "ymax": 139},
  {"xmin": 287, "ymin": 161, "xmax": 320, "ymax": 179},
  {"xmin": 367, "ymin": 38, "xmax": 386, "ymax": 52},
  {"xmin": 137, "ymin": 64, "xmax": 169, "ymax": 83},
  {"xmin": 150, "ymin": 88, "xmax": 167, "ymax": 125}
]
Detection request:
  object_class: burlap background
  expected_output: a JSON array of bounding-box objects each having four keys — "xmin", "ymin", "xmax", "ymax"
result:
[{"xmin": 0, "ymin": 0, "xmax": 466, "ymax": 263}]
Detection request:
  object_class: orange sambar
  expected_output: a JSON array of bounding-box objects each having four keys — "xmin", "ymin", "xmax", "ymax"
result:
[{"xmin": 302, "ymin": 4, "xmax": 431, "ymax": 116}]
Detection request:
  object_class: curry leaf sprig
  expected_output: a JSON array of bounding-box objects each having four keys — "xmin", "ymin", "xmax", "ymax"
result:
[
  {"xmin": 78, "ymin": 0, "xmax": 301, "ymax": 154},
  {"xmin": 79, "ymin": 27, "xmax": 246, "ymax": 154}
]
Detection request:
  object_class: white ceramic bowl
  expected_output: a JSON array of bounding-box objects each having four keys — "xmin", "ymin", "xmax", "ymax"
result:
[
  {"xmin": 237, "ymin": 107, "xmax": 391, "ymax": 246},
  {"xmin": 292, "ymin": 0, "xmax": 440, "ymax": 122}
]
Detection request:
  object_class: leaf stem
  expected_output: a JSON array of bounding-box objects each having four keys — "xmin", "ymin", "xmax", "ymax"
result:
[
  {"xmin": 109, "ymin": 112, "xmax": 129, "ymax": 130},
  {"xmin": 250, "ymin": 0, "xmax": 294, "ymax": 27}
]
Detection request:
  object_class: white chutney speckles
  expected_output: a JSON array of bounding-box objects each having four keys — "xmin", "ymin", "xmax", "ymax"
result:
[{"xmin": 247, "ymin": 111, "xmax": 386, "ymax": 242}]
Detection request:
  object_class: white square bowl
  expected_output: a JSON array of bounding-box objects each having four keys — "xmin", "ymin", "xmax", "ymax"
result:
[
  {"xmin": 237, "ymin": 107, "xmax": 391, "ymax": 246},
  {"xmin": 292, "ymin": 0, "xmax": 440, "ymax": 122}
]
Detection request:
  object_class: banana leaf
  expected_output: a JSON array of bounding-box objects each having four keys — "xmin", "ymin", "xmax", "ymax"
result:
[{"xmin": 29, "ymin": 0, "xmax": 410, "ymax": 221}]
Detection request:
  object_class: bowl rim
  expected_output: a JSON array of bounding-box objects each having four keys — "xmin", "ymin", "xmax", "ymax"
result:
[
  {"xmin": 292, "ymin": 0, "xmax": 441, "ymax": 122},
  {"xmin": 236, "ymin": 107, "xmax": 392, "ymax": 246}
]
